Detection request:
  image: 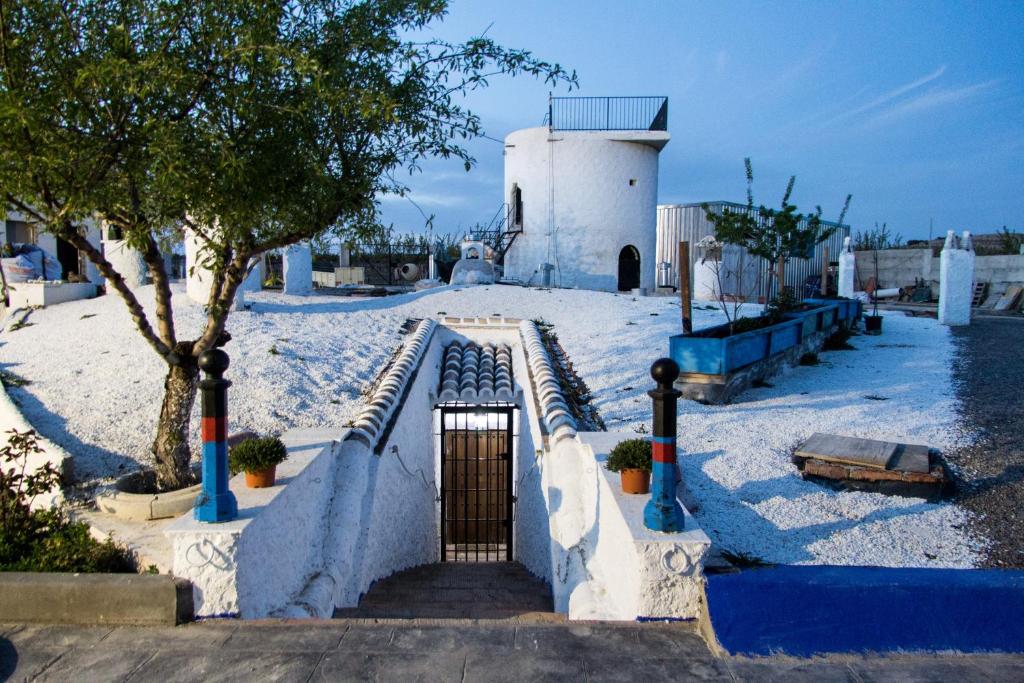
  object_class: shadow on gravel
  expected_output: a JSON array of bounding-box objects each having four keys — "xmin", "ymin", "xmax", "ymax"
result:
[{"xmin": 0, "ymin": 637, "xmax": 16, "ymax": 680}]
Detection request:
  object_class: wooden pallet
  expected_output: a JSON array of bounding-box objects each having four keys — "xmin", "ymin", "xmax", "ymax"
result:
[{"xmin": 971, "ymin": 281, "xmax": 988, "ymax": 307}]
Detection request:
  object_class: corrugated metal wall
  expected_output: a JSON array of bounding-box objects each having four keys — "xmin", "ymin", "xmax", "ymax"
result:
[{"xmin": 656, "ymin": 203, "xmax": 850, "ymax": 298}]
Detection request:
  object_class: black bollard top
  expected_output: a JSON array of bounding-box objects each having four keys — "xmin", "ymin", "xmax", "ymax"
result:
[
  {"xmin": 198, "ymin": 348, "xmax": 230, "ymax": 379},
  {"xmin": 650, "ymin": 357, "xmax": 680, "ymax": 389}
]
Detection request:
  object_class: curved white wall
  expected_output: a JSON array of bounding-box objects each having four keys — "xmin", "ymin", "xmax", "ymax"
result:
[{"xmin": 503, "ymin": 127, "xmax": 665, "ymax": 292}]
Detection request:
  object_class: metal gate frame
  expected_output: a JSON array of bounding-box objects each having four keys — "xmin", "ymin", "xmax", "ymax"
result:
[{"xmin": 439, "ymin": 406, "xmax": 515, "ymax": 562}]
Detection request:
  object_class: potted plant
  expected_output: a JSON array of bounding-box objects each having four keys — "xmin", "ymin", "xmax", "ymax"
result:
[
  {"xmin": 605, "ymin": 438, "xmax": 652, "ymax": 494},
  {"xmin": 865, "ymin": 243, "xmax": 884, "ymax": 334},
  {"xmin": 229, "ymin": 437, "xmax": 288, "ymax": 488}
]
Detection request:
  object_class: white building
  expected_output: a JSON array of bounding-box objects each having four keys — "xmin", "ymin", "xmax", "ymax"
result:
[{"xmin": 500, "ymin": 97, "xmax": 670, "ymax": 292}]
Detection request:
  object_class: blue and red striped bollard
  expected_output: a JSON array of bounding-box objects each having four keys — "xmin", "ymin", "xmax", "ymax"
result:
[
  {"xmin": 644, "ymin": 358, "xmax": 686, "ymax": 533},
  {"xmin": 194, "ymin": 349, "xmax": 238, "ymax": 523}
]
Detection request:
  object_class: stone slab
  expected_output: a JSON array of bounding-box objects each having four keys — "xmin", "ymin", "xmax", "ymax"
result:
[
  {"xmin": 886, "ymin": 444, "xmax": 931, "ymax": 474},
  {"xmin": 0, "ymin": 573, "xmax": 192, "ymax": 626},
  {"xmin": 795, "ymin": 433, "xmax": 897, "ymax": 470}
]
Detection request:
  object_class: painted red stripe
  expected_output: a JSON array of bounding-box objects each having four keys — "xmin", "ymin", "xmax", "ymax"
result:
[
  {"xmin": 201, "ymin": 416, "xmax": 227, "ymax": 442},
  {"xmin": 653, "ymin": 440, "xmax": 676, "ymax": 463}
]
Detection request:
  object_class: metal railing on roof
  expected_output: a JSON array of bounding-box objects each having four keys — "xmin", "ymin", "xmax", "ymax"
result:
[{"xmin": 547, "ymin": 96, "xmax": 668, "ymax": 132}]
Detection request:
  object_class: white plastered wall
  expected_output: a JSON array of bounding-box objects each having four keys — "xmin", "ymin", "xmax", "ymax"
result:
[{"xmin": 503, "ymin": 127, "xmax": 666, "ymax": 292}]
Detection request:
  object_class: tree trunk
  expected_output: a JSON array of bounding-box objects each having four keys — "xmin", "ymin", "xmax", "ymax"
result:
[{"xmin": 152, "ymin": 346, "xmax": 199, "ymax": 491}]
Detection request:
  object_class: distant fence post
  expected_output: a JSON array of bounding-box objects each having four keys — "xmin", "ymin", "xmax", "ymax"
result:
[
  {"xmin": 644, "ymin": 358, "xmax": 685, "ymax": 533},
  {"xmin": 195, "ymin": 349, "xmax": 238, "ymax": 523},
  {"xmin": 679, "ymin": 241, "xmax": 692, "ymax": 335}
]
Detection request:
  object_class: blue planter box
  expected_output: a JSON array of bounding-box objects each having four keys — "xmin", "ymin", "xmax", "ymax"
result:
[
  {"xmin": 670, "ymin": 317, "xmax": 804, "ymax": 375},
  {"xmin": 804, "ymin": 298, "xmax": 862, "ymax": 323},
  {"xmin": 670, "ymin": 299, "xmax": 860, "ymax": 377}
]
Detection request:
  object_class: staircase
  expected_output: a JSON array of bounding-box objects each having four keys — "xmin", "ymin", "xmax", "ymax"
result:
[
  {"xmin": 333, "ymin": 562, "xmax": 562, "ymax": 622},
  {"xmin": 469, "ymin": 203, "xmax": 522, "ymax": 266}
]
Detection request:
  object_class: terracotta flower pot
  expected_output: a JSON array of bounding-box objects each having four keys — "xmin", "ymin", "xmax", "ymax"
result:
[
  {"xmin": 245, "ymin": 465, "xmax": 277, "ymax": 488},
  {"xmin": 619, "ymin": 468, "xmax": 651, "ymax": 494}
]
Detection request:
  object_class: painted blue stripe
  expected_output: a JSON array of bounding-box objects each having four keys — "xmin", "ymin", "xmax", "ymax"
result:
[
  {"xmin": 652, "ymin": 435, "xmax": 673, "ymax": 444},
  {"xmin": 706, "ymin": 565, "xmax": 1024, "ymax": 655}
]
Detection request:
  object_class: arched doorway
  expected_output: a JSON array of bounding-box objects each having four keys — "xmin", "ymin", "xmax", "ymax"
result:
[{"xmin": 618, "ymin": 245, "xmax": 640, "ymax": 291}]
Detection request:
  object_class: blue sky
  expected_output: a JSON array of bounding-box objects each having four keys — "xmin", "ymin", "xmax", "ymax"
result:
[{"xmin": 379, "ymin": 0, "xmax": 1024, "ymax": 241}]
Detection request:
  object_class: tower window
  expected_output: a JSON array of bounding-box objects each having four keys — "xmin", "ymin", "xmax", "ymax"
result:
[{"xmin": 510, "ymin": 185, "xmax": 523, "ymax": 228}]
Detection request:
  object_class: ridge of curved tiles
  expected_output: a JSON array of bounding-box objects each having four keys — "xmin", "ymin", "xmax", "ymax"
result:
[
  {"xmin": 437, "ymin": 340, "xmax": 515, "ymax": 404},
  {"xmin": 349, "ymin": 319, "xmax": 437, "ymax": 448},
  {"xmin": 518, "ymin": 320, "xmax": 578, "ymax": 443}
]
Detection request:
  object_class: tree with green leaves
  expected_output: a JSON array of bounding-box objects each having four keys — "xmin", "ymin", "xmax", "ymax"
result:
[
  {"xmin": 703, "ymin": 158, "xmax": 851, "ymax": 313},
  {"xmin": 0, "ymin": 0, "xmax": 574, "ymax": 490}
]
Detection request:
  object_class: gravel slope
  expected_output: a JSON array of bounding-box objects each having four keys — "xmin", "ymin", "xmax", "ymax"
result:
[{"xmin": 0, "ymin": 284, "xmax": 982, "ymax": 566}]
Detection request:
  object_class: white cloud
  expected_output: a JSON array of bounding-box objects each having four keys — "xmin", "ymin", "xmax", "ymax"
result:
[
  {"xmin": 378, "ymin": 191, "xmax": 466, "ymax": 208},
  {"xmin": 843, "ymin": 65, "xmax": 947, "ymax": 119},
  {"xmin": 863, "ymin": 79, "xmax": 1000, "ymax": 127}
]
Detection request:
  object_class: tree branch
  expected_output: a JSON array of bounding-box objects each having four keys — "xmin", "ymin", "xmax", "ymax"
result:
[{"xmin": 58, "ymin": 221, "xmax": 179, "ymax": 365}]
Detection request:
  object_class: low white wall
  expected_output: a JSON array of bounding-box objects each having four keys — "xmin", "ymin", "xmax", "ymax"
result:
[
  {"xmin": 547, "ymin": 431, "xmax": 710, "ymax": 621},
  {"xmin": 855, "ymin": 248, "xmax": 1024, "ymax": 294},
  {"xmin": 0, "ymin": 382, "xmax": 69, "ymax": 509},
  {"xmin": 165, "ymin": 320, "xmax": 711, "ymax": 622},
  {"xmin": 165, "ymin": 428, "xmax": 341, "ymax": 618},
  {"xmin": 7, "ymin": 282, "xmax": 96, "ymax": 309},
  {"xmin": 281, "ymin": 331, "xmax": 444, "ymax": 617},
  {"xmin": 326, "ymin": 347, "xmax": 441, "ymax": 610}
]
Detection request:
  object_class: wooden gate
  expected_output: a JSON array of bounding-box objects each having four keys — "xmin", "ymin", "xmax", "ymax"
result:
[{"xmin": 440, "ymin": 407, "xmax": 514, "ymax": 562}]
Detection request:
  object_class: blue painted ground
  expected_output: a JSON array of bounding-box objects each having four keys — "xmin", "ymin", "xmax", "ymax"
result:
[{"xmin": 706, "ymin": 565, "xmax": 1024, "ymax": 656}]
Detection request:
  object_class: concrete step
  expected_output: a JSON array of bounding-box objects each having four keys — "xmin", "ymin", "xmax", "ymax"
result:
[{"xmin": 334, "ymin": 562, "xmax": 559, "ymax": 622}]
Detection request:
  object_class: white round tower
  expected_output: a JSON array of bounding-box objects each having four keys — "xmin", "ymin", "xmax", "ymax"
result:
[{"xmin": 502, "ymin": 122, "xmax": 668, "ymax": 292}]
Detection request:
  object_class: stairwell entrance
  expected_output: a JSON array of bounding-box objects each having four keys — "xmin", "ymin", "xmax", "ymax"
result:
[{"xmin": 440, "ymin": 406, "xmax": 515, "ymax": 562}]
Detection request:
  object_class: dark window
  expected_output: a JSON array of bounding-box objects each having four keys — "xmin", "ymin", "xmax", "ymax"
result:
[
  {"xmin": 5, "ymin": 220, "xmax": 33, "ymax": 245},
  {"xmin": 510, "ymin": 185, "xmax": 523, "ymax": 228}
]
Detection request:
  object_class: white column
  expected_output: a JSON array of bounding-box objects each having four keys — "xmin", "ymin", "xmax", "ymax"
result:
[
  {"xmin": 283, "ymin": 242, "xmax": 312, "ymax": 295},
  {"xmin": 428, "ymin": 249, "xmax": 437, "ymax": 280},
  {"xmin": 184, "ymin": 226, "xmax": 214, "ymax": 305},
  {"xmin": 938, "ymin": 230, "xmax": 974, "ymax": 326},
  {"xmin": 102, "ymin": 221, "xmax": 147, "ymax": 290},
  {"xmin": 838, "ymin": 236, "xmax": 856, "ymax": 299},
  {"xmin": 80, "ymin": 221, "xmax": 104, "ymax": 284},
  {"xmin": 233, "ymin": 254, "xmax": 264, "ymax": 310}
]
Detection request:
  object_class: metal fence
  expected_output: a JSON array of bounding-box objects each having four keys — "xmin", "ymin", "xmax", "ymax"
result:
[
  {"xmin": 345, "ymin": 243, "xmax": 430, "ymax": 286},
  {"xmin": 656, "ymin": 202, "xmax": 851, "ymax": 299},
  {"xmin": 548, "ymin": 96, "xmax": 668, "ymax": 132}
]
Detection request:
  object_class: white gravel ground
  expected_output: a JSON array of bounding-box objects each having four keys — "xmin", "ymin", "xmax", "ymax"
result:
[{"xmin": 0, "ymin": 283, "xmax": 982, "ymax": 567}]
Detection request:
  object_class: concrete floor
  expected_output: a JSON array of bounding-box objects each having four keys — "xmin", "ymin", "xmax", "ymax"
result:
[{"xmin": 3, "ymin": 620, "xmax": 1022, "ymax": 681}]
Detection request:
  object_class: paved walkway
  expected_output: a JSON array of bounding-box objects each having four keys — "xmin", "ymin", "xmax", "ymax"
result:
[
  {"xmin": 949, "ymin": 317, "xmax": 1024, "ymax": 567},
  {"xmin": 332, "ymin": 562, "xmax": 562, "ymax": 622},
  {"xmin": 2, "ymin": 620, "xmax": 1022, "ymax": 681}
]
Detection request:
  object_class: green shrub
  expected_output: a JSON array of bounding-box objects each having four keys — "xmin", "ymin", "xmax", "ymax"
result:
[
  {"xmin": 229, "ymin": 437, "xmax": 288, "ymax": 475},
  {"xmin": 1, "ymin": 509, "xmax": 134, "ymax": 573},
  {"xmin": 730, "ymin": 316, "xmax": 772, "ymax": 334},
  {"xmin": 606, "ymin": 438, "xmax": 652, "ymax": 473},
  {"xmin": 1, "ymin": 429, "xmax": 134, "ymax": 573}
]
